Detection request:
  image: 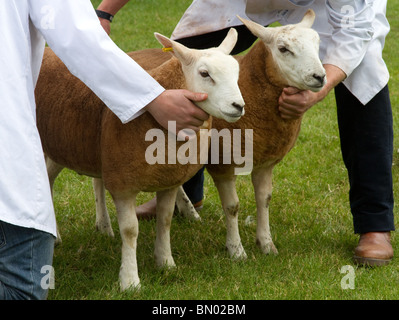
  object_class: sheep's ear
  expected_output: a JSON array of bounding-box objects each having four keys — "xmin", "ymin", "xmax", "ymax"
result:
[
  {"xmin": 154, "ymin": 32, "xmax": 196, "ymax": 66},
  {"xmin": 297, "ymin": 9, "xmax": 315, "ymax": 28},
  {"xmin": 237, "ymin": 15, "xmax": 273, "ymax": 44},
  {"xmin": 217, "ymin": 28, "xmax": 238, "ymax": 55}
]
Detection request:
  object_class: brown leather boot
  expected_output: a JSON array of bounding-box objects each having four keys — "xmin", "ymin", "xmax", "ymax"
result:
[
  {"xmin": 135, "ymin": 197, "xmax": 203, "ymax": 220},
  {"xmin": 353, "ymin": 232, "xmax": 393, "ymax": 266}
]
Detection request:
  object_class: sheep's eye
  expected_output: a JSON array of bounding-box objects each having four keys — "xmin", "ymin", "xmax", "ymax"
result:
[
  {"xmin": 278, "ymin": 46, "xmax": 291, "ymax": 54},
  {"xmin": 200, "ymin": 70, "xmax": 210, "ymax": 78}
]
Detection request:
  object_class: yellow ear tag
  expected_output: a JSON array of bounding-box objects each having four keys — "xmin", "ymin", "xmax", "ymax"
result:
[{"xmin": 162, "ymin": 47, "xmax": 173, "ymax": 52}]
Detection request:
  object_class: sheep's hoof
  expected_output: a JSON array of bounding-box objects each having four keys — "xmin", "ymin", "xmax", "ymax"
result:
[
  {"xmin": 155, "ymin": 256, "xmax": 176, "ymax": 269},
  {"xmin": 55, "ymin": 228, "xmax": 62, "ymax": 246},
  {"xmin": 227, "ymin": 243, "xmax": 247, "ymax": 260},
  {"xmin": 120, "ymin": 277, "xmax": 141, "ymax": 292},
  {"xmin": 95, "ymin": 222, "xmax": 115, "ymax": 238},
  {"xmin": 257, "ymin": 239, "xmax": 278, "ymax": 255},
  {"xmin": 54, "ymin": 236, "xmax": 62, "ymax": 246},
  {"xmin": 119, "ymin": 265, "xmax": 141, "ymax": 292}
]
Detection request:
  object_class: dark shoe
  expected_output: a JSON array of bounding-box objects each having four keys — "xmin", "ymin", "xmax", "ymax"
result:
[
  {"xmin": 353, "ymin": 232, "xmax": 393, "ymax": 266},
  {"xmin": 136, "ymin": 197, "xmax": 203, "ymax": 220}
]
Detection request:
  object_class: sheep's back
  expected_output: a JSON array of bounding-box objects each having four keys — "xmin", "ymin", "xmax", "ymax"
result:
[
  {"xmin": 128, "ymin": 49, "xmax": 172, "ymax": 71},
  {"xmin": 35, "ymin": 48, "xmax": 104, "ymax": 176}
]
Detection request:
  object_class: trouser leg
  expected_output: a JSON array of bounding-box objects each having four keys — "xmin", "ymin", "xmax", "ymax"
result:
[
  {"xmin": 0, "ymin": 221, "xmax": 55, "ymax": 300},
  {"xmin": 335, "ymin": 83, "xmax": 395, "ymax": 234},
  {"xmin": 183, "ymin": 166, "xmax": 205, "ymax": 204}
]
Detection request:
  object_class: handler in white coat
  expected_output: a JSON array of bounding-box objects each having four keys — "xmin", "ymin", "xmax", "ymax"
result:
[
  {"xmin": 169, "ymin": 0, "xmax": 394, "ymax": 265},
  {"xmin": 0, "ymin": 0, "xmax": 208, "ymax": 300}
]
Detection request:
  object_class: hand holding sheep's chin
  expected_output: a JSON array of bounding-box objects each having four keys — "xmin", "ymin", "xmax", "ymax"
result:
[
  {"xmin": 278, "ymin": 64, "xmax": 347, "ymax": 120},
  {"xmin": 278, "ymin": 87, "xmax": 326, "ymax": 120},
  {"xmin": 145, "ymin": 89, "xmax": 209, "ymax": 136}
]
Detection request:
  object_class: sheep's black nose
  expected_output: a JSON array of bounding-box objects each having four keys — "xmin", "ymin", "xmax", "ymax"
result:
[
  {"xmin": 313, "ymin": 73, "xmax": 326, "ymax": 85},
  {"xmin": 232, "ymin": 102, "xmax": 244, "ymax": 113}
]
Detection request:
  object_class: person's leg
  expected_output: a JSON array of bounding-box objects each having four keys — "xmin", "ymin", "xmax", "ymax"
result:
[
  {"xmin": 0, "ymin": 221, "xmax": 55, "ymax": 300},
  {"xmin": 335, "ymin": 83, "xmax": 394, "ymax": 233},
  {"xmin": 182, "ymin": 166, "xmax": 205, "ymax": 208},
  {"xmin": 335, "ymin": 83, "xmax": 394, "ymax": 265}
]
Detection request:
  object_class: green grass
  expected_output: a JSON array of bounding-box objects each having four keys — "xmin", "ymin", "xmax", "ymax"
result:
[{"xmin": 48, "ymin": 0, "xmax": 399, "ymax": 300}]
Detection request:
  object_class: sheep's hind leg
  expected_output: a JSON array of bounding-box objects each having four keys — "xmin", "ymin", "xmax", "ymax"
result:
[
  {"xmin": 251, "ymin": 166, "xmax": 278, "ymax": 255},
  {"xmin": 212, "ymin": 175, "xmax": 247, "ymax": 260},
  {"xmin": 45, "ymin": 155, "xmax": 64, "ymax": 193},
  {"xmin": 154, "ymin": 187, "xmax": 178, "ymax": 268},
  {"xmin": 175, "ymin": 186, "xmax": 201, "ymax": 221},
  {"xmin": 92, "ymin": 178, "xmax": 114, "ymax": 237},
  {"xmin": 113, "ymin": 193, "xmax": 140, "ymax": 291},
  {"xmin": 45, "ymin": 156, "xmax": 64, "ymax": 244}
]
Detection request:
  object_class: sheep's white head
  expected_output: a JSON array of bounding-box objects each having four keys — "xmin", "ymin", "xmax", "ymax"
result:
[
  {"xmin": 155, "ymin": 29, "xmax": 245, "ymax": 123},
  {"xmin": 239, "ymin": 10, "xmax": 326, "ymax": 92}
]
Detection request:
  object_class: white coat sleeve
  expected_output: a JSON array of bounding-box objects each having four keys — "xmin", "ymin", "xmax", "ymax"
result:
[
  {"xmin": 323, "ymin": 0, "xmax": 375, "ymax": 78},
  {"xmin": 28, "ymin": 0, "xmax": 165, "ymax": 123}
]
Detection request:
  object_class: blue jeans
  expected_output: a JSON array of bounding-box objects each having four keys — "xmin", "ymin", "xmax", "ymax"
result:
[{"xmin": 0, "ymin": 221, "xmax": 55, "ymax": 300}]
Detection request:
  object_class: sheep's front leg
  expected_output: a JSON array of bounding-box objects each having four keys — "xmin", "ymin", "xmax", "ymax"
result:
[
  {"xmin": 113, "ymin": 193, "xmax": 140, "ymax": 291},
  {"xmin": 213, "ymin": 175, "xmax": 247, "ymax": 260},
  {"xmin": 92, "ymin": 178, "xmax": 114, "ymax": 237},
  {"xmin": 251, "ymin": 166, "xmax": 278, "ymax": 255},
  {"xmin": 175, "ymin": 186, "xmax": 201, "ymax": 221},
  {"xmin": 154, "ymin": 188, "xmax": 178, "ymax": 268}
]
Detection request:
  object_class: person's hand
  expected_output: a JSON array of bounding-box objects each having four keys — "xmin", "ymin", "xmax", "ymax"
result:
[
  {"xmin": 278, "ymin": 87, "xmax": 325, "ymax": 120},
  {"xmin": 99, "ymin": 18, "xmax": 111, "ymax": 35},
  {"xmin": 278, "ymin": 64, "xmax": 347, "ymax": 120},
  {"xmin": 145, "ymin": 89, "xmax": 209, "ymax": 136}
]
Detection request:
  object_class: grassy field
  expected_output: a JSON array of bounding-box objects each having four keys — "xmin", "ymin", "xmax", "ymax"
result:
[{"xmin": 48, "ymin": 0, "xmax": 399, "ymax": 300}]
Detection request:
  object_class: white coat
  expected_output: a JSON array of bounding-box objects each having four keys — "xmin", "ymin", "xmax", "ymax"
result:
[
  {"xmin": 0, "ymin": 0, "xmax": 165, "ymax": 236},
  {"xmin": 171, "ymin": 0, "xmax": 389, "ymax": 105}
]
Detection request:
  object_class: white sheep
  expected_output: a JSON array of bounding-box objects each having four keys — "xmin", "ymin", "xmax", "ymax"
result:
[
  {"xmin": 35, "ymin": 29, "xmax": 244, "ymax": 290},
  {"xmin": 93, "ymin": 10, "xmax": 326, "ymax": 260},
  {"xmin": 207, "ymin": 10, "xmax": 326, "ymax": 259}
]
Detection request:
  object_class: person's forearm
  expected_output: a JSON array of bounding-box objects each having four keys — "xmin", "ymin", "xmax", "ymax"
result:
[{"xmin": 97, "ymin": 0, "xmax": 129, "ymax": 16}]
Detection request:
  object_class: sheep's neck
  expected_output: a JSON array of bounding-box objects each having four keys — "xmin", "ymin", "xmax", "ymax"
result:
[
  {"xmin": 149, "ymin": 57, "xmax": 187, "ymax": 90},
  {"xmin": 240, "ymin": 41, "xmax": 286, "ymax": 93},
  {"xmin": 237, "ymin": 41, "xmax": 285, "ymax": 120}
]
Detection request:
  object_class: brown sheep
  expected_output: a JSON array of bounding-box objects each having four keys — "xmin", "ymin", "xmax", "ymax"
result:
[{"xmin": 35, "ymin": 30, "xmax": 244, "ymax": 290}]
